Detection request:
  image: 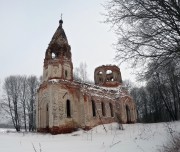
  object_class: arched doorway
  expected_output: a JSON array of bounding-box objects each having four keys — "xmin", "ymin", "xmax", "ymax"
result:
[{"xmin": 126, "ymin": 105, "xmax": 131, "ymax": 123}]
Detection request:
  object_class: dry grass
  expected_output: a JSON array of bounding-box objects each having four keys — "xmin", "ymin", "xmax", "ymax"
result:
[{"xmin": 160, "ymin": 134, "xmax": 180, "ymax": 152}]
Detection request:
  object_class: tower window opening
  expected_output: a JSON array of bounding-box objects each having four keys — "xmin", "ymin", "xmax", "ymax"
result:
[
  {"xmin": 106, "ymin": 74, "xmax": 114, "ymax": 82},
  {"xmin": 101, "ymin": 102, "xmax": 106, "ymax": 117},
  {"xmin": 66, "ymin": 100, "xmax": 71, "ymax": 118},
  {"xmin": 106, "ymin": 70, "xmax": 112, "ymax": 74},
  {"xmin": 109, "ymin": 103, "xmax": 114, "ymax": 117},
  {"xmin": 98, "ymin": 71, "xmax": 103, "ymax": 75},
  {"xmin": 92, "ymin": 100, "xmax": 96, "ymax": 117},
  {"xmin": 52, "ymin": 52, "xmax": 56, "ymax": 59}
]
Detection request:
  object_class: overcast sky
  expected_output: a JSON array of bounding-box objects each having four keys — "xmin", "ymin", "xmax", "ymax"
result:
[{"xmin": 0, "ymin": 0, "xmax": 137, "ymax": 85}]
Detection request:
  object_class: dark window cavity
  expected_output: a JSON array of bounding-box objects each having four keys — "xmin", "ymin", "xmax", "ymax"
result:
[
  {"xmin": 109, "ymin": 103, "xmax": 114, "ymax": 117},
  {"xmin": 66, "ymin": 100, "xmax": 71, "ymax": 118},
  {"xmin": 101, "ymin": 102, "xmax": 106, "ymax": 116},
  {"xmin": 65, "ymin": 70, "xmax": 68, "ymax": 78},
  {"xmin": 92, "ymin": 100, "xmax": 96, "ymax": 117}
]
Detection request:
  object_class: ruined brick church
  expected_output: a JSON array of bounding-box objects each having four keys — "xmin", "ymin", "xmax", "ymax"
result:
[{"xmin": 36, "ymin": 19, "xmax": 137, "ymax": 134}]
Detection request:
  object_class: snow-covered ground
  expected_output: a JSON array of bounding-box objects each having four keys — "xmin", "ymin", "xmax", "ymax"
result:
[{"xmin": 0, "ymin": 122, "xmax": 179, "ymax": 152}]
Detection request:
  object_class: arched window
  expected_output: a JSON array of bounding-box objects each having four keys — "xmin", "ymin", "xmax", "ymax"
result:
[
  {"xmin": 92, "ymin": 100, "xmax": 96, "ymax": 117},
  {"xmin": 65, "ymin": 70, "xmax": 68, "ymax": 78},
  {"xmin": 106, "ymin": 70, "xmax": 112, "ymax": 74},
  {"xmin": 66, "ymin": 100, "xmax": 71, "ymax": 118},
  {"xmin": 101, "ymin": 102, "xmax": 106, "ymax": 117},
  {"xmin": 106, "ymin": 70, "xmax": 114, "ymax": 82},
  {"xmin": 109, "ymin": 103, "xmax": 114, "ymax": 117},
  {"xmin": 46, "ymin": 104, "xmax": 49, "ymax": 111},
  {"xmin": 126, "ymin": 105, "xmax": 131, "ymax": 123},
  {"xmin": 51, "ymin": 52, "xmax": 56, "ymax": 59}
]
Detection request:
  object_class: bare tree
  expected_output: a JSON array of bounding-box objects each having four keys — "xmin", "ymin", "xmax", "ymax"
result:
[
  {"xmin": 3, "ymin": 76, "xmax": 22, "ymax": 131},
  {"xmin": 73, "ymin": 67, "xmax": 81, "ymax": 82},
  {"xmin": 74, "ymin": 62, "xmax": 89, "ymax": 83},
  {"xmin": 104, "ymin": 0, "xmax": 180, "ymax": 69},
  {"xmin": 19, "ymin": 76, "xmax": 28, "ymax": 131},
  {"xmin": 123, "ymin": 79, "xmax": 134, "ymax": 91},
  {"xmin": 147, "ymin": 59, "xmax": 180, "ymax": 119},
  {"xmin": 79, "ymin": 62, "xmax": 88, "ymax": 82},
  {"xmin": 2, "ymin": 75, "xmax": 40, "ymax": 132},
  {"xmin": 131, "ymin": 59, "xmax": 180, "ymax": 122},
  {"xmin": 27, "ymin": 76, "xmax": 39, "ymax": 131}
]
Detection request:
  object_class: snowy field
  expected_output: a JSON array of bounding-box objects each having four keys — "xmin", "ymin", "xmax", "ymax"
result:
[{"xmin": 0, "ymin": 122, "xmax": 179, "ymax": 152}]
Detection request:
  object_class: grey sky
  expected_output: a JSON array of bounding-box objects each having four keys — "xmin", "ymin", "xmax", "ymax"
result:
[{"xmin": 0, "ymin": 0, "xmax": 136, "ymax": 83}]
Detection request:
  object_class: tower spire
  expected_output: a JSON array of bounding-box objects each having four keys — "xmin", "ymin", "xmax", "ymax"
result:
[
  {"xmin": 59, "ymin": 13, "xmax": 63, "ymax": 27},
  {"xmin": 43, "ymin": 17, "xmax": 73, "ymax": 82}
]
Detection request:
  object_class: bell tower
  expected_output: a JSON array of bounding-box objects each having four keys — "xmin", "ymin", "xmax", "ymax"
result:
[{"xmin": 42, "ymin": 19, "xmax": 73, "ymax": 82}]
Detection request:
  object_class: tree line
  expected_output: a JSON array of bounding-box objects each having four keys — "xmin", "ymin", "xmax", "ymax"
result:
[
  {"xmin": 0, "ymin": 75, "xmax": 40, "ymax": 132},
  {"xmin": 104, "ymin": 0, "xmax": 180, "ymax": 123},
  {"xmin": 130, "ymin": 59, "xmax": 180, "ymax": 122}
]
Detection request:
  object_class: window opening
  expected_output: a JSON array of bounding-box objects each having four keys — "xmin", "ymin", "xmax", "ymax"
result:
[
  {"xmin": 106, "ymin": 70, "xmax": 114, "ymax": 82},
  {"xmin": 106, "ymin": 70, "xmax": 112, "ymax": 74},
  {"xmin": 109, "ymin": 103, "xmax": 114, "ymax": 117},
  {"xmin": 101, "ymin": 102, "xmax": 106, "ymax": 116},
  {"xmin": 52, "ymin": 52, "xmax": 56, "ymax": 59},
  {"xmin": 92, "ymin": 100, "xmax": 96, "ymax": 117},
  {"xmin": 46, "ymin": 104, "xmax": 49, "ymax": 128},
  {"xmin": 66, "ymin": 100, "xmax": 71, "ymax": 117},
  {"xmin": 126, "ymin": 105, "xmax": 131, "ymax": 123},
  {"xmin": 98, "ymin": 71, "xmax": 103, "ymax": 75},
  {"xmin": 46, "ymin": 104, "xmax": 48, "ymax": 111},
  {"xmin": 65, "ymin": 70, "xmax": 68, "ymax": 78}
]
